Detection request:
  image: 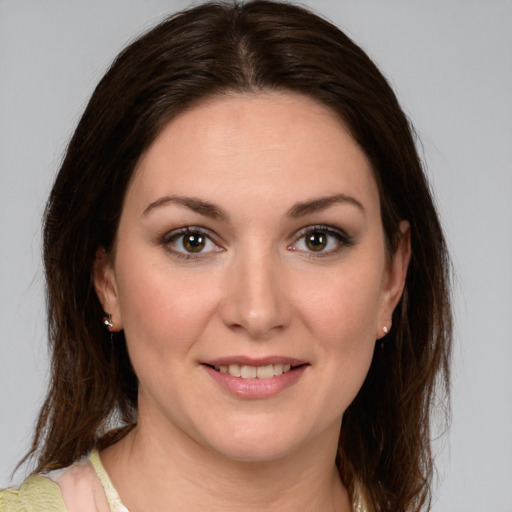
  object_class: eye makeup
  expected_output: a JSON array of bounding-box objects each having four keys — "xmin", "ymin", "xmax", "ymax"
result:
[
  {"xmin": 288, "ymin": 224, "xmax": 355, "ymax": 259},
  {"xmin": 160, "ymin": 226, "xmax": 223, "ymax": 260}
]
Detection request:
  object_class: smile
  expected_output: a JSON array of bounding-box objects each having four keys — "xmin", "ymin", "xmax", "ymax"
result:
[
  {"xmin": 213, "ymin": 363, "xmax": 293, "ymax": 379},
  {"xmin": 201, "ymin": 357, "xmax": 308, "ymax": 398}
]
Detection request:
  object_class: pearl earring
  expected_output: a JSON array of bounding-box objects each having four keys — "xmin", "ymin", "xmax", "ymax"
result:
[
  {"xmin": 103, "ymin": 313, "xmax": 114, "ymax": 330},
  {"xmin": 383, "ymin": 326, "xmax": 389, "ymax": 334}
]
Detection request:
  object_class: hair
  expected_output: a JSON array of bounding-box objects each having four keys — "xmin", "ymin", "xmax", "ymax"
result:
[{"xmin": 22, "ymin": 1, "xmax": 452, "ymax": 511}]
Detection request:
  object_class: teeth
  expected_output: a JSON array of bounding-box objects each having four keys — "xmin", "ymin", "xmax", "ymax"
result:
[
  {"xmin": 214, "ymin": 363, "xmax": 295, "ymax": 379},
  {"xmin": 228, "ymin": 364, "xmax": 241, "ymax": 377},
  {"xmin": 256, "ymin": 365, "xmax": 274, "ymax": 379},
  {"xmin": 241, "ymin": 365, "xmax": 257, "ymax": 378},
  {"xmin": 273, "ymin": 364, "xmax": 283, "ymax": 376}
]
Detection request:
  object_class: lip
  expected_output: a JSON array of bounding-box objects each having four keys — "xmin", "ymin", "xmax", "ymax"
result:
[
  {"xmin": 201, "ymin": 357, "xmax": 309, "ymax": 399},
  {"xmin": 202, "ymin": 356, "xmax": 307, "ymax": 367}
]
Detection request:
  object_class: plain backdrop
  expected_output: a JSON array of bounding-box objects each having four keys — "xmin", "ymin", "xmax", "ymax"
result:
[{"xmin": 1, "ymin": 1, "xmax": 511, "ymax": 510}]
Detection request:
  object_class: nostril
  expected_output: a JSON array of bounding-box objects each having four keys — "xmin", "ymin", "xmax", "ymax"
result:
[{"xmin": 217, "ymin": 273, "xmax": 292, "ymax": 339}]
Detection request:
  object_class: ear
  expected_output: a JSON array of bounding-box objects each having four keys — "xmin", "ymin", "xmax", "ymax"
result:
[
  {"xmin": 377, "ymin": 220, "xmax": 411, "ymax": 339},
  {"xmin": 93, "ymin": 247, "xmax": 122, "ymax": 332}
]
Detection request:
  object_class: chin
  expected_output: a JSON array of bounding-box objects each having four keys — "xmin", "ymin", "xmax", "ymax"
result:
[
  {"xmin": 198, "ymin": 416, "xmax": 319, "ymax": 464},
  {"xmin": 213, "ymin": 439, "xmax": 294, "ymax": 464}
]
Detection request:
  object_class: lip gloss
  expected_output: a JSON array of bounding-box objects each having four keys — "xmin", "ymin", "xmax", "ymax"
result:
[{"xmin": 202, "ymin": 364, "xmax": 307, "ymax": 399}]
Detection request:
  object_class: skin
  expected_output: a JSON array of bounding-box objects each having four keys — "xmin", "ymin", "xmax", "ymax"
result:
[{"xmin": 94, "ymin": 92, "xmax": 411, "ymax": 512}]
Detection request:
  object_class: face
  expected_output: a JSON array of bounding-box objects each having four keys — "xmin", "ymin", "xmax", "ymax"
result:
[{"xmin": 95, "ymin": 93, "xmax": 410, "ymax": 463}]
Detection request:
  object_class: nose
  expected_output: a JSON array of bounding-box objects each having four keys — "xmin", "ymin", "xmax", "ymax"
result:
[{"xmin": 219, "ymin": 248, "xmax": 292, "ymax": 340}]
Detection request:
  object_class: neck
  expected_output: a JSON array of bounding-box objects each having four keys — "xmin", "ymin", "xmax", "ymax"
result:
[{"xmin": 101, "ymin": 417, "xmax": 351, "ymax": 512}]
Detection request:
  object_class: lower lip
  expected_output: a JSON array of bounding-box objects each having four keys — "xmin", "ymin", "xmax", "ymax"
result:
[{"xmin": 202, "ymin": 365, "xmax": 308, "ymax": 399}]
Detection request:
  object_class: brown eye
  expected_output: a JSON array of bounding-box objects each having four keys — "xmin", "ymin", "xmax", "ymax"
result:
[
  {"xmin": 305, "ymin": 231, "xmax": 327, "ymax": 251},
  {"xmin": 182, "ymin": 233, "xmax": 205, "ymax": 253},
  {"xmin": 164, "ymin": 228, "xmax": 222, "ymax": 258},
  {"xmin": 289, "ymin": 225, "xmax": 353, "ymax": 257}
]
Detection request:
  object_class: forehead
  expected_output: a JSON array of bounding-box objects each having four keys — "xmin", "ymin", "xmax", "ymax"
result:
[{"xmin": 127, "ymin": 92, "xmax": 379, "ymax": 218}]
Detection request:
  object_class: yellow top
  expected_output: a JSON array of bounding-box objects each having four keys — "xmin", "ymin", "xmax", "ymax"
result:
[
  {"xmin": 1, "ymin": 451, "xmax": 367, "ymax": 511},
  {"xmin": 0, "ymin": 474, "xmax": 67, "ymax": 512},
  {"xmin": 0, "ymin": 451, "xmax": 126, "ymax": 512}
]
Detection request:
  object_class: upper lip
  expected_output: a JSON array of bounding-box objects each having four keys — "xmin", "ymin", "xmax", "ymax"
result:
[{"xmin": 201, "ymin": 356, "xmax": 308, "ymax": 367}]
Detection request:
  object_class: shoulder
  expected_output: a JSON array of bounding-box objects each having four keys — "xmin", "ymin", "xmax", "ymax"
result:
[{"xmin": 0, "ymin": 475, "xmax": 67, "ymax": 512}]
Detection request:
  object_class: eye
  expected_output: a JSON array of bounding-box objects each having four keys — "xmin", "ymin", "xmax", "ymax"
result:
[
  {"xmin": 163, "ymin": 227, "xmax": 222, "ymax": 258},
  {"xmin": 290, "ymin": 225, "xmax": 352, "ymax": 256},
  {"xmin": 304, "ymin": 231, "xmax": 329, "ymax": 252}
]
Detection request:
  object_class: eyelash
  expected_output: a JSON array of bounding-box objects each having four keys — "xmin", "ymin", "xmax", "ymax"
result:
[
  {"xmin": 161, "ymin": 227, "xmax": 221, "ymax": 260},
  {"xmin": 289, "ymin": 225, "xmax": 354, "ymax": 258},
  {"xmin": 160, "ymin": 224, "xmax": 353, "ymax": 260}
]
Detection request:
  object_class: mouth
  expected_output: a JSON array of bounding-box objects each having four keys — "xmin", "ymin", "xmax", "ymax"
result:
[
  {"xmin": 201, "ymin": 358, "xmax": 308, "ymax": 398},
  {"xmin": 205, "ymin": 363, "xmax": 302, "ymax": 379}
]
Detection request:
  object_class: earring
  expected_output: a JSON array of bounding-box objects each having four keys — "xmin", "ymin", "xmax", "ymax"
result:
[
  {"xmin": 103, "ymin": 313, "xmax": 114, "ymax": 330},
  {"xmin": 383, "ymin": 326, "xmax": 389, "ymax": 334}
]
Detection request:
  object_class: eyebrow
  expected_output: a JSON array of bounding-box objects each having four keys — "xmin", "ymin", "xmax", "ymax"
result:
[
  {"xmin": 142, "ymin": 192, "xmax": 364, "ymax": 221},
  {"xmin": 286, "ymin": 194, "xmax": 365, "ymax": 218},
  {"xmin": 142, "ymin": 195, "xmax": 229, "ymax": 221}
]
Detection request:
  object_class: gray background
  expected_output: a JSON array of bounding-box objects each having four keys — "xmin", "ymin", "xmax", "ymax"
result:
[{"xmin": 1, "ymin": 1, "xmax": 511, "ymax": 510}]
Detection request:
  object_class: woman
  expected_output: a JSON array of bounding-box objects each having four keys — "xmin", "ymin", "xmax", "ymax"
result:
[{"xmin": 0, "ymin": 1, "xmax": 452, "ymax": 511}]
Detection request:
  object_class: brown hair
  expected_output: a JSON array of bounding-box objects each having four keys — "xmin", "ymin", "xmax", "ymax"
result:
[{"xmin": 23, "ymin": 2, "xmax": 452, "ymax": 511}]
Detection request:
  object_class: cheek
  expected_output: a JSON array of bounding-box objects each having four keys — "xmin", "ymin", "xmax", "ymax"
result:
[
  {"xmin": 294, "ymin": 262, "xmax": 384, "ymax": 394},
  {"xmin": 114, "ymin": 255, "xmax": 220, "ymax": 359},
  {"xmin": 300, "ymin": 267, "xmax": 384, "ymax": 345}
]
